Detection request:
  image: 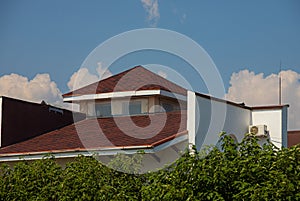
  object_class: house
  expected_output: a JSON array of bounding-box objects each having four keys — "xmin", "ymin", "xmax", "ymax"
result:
[{"xmin": 0, "ymin": 66, "xmax": 291, "ymax": 171}]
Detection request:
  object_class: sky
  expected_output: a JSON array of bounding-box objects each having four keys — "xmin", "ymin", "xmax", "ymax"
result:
[{"xmin": 0, "ymin": 0, "xmax": 299, "ymax": 129}]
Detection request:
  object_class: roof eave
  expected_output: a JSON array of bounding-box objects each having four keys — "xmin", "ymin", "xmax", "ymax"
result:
[
  {"xmin": 63, "ymin": 89, "xmax": 187, "ymax": 103},
  {"xmin": 0, "ymin": 133, "xmax": 188, "ymax": 162},
  {"xmin": 251, "ymin": 104, "xmax": 290, "ymax": 110}
]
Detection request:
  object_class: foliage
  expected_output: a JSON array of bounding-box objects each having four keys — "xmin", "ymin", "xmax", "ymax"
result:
[
  {"xmin": 0, "ymin": 156, "xmax": 62, "ymax": 200},
  {"xmin": 0, "ymin": 134, "xmax": 299, "ymax": 200},
  {"xmin": 107, "ymin": 150, "xmax": 144, "ymax": 174}
]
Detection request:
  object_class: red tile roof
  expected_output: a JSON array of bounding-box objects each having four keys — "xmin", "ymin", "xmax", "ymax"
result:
[
  {"xmin": 288, "ymin": 130, "xmax": 300, "ymax": 147},
  {"xmin": 0, "ymin": 111, "xmax": 187, "ymax": 155},
  {"xmin": 63, "ymin": 66, "xmax": 187, "ymax": 98}
]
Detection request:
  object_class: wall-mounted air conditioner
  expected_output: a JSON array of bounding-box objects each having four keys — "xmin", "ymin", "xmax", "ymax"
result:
[{"xmin": 248, "ymin": 125, "xmax": 268, "ymax": 137}]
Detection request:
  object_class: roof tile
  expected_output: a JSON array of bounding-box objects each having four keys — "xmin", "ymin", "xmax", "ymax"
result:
[
  {"xmin": 0, "ymin": 111, "xmax": 187, "ymax": 155},
  {"xmin": 63, "ymin": 66, "xmax": 187, "ymax": 97}
]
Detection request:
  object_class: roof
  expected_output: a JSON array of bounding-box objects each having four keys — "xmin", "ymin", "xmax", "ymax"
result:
[
  {"xmin": 63, "ymin": 66, "xmax": 187, "ymax": 98},
  {"xmin": 195, "ymin": 92, "xmax": 252, "ymax": 110},
  {"xmin": 288, "ymin": 130, "xmax": 300, "ymax": 147},
  {"xmin": 63, "ymin": 65, "xmax": 285, "ymax": 111},
  {"xmin": 0, "ymin": 96, "xmax": 86, "ymax": 148},
  {"xmin": 195, "ymin": 92, "xmax": 289, "ymax": 110},
  {"xmin": 0, "ymin": 95, "xmax": 75, "ymax": 112},
  {"xmin": 251, "ymin": 105, "xmax": 289, "ymax": 110},
  {"xmin": 0, "ymin": 111, "xmax": 187, "ymax": 156}
]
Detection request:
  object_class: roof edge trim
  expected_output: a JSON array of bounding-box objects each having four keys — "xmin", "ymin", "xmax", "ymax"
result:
[
  {"xmin": 195, "ymin": 92, "xmax": 252, "ymax": 110},
  {"xmin": 251, "ymin": 105, "xmax": 289, "ymax": 110},
  {"xmin": 63, "ymin": 89, "xmax": 187, "ymax": 102},
  {"xmin": 195, "ymin": 92, "xmax": 289, "ymax": 111},
  {"xmin": 0, "ymin": 133, "xmax": 188, "ymax": 162}
]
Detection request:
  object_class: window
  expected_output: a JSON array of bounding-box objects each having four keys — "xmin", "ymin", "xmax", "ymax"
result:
[
  {"xmin": 95, "ymin": 103, "xmax": 111, "ymax": 117},
  {"xmin": 123, "ymin": 101, "xmax": 142, "ymax": 115},
  {"xmin": 162, "ymin": 102, "xmax": 174, "ymax": 112},
  {"xmin": 94, "ymin": 99, "xmax": 146, "ymax": 117}
]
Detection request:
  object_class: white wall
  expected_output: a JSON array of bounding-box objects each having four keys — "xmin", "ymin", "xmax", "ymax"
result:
[
  {"xmin": 187, "ymin": 91, "xmax": 196, "ymax": 145},
  {"xmin": 79, "ymin": 101, "xmax": 88, "ymax": 114},
  {"xmin": 223, "ymin": 104, "xmax": 252, "ymax": 141},
  {"xmin": 252, "ymin": 106, "xmax": 288, "ymax": 148},
  {"xmin": 196, "ymin": 96, "xmax": 251, "ymax": 149},
  {"xmin": 138, "ymin": 140, "xmax": 188, "ymax": 173},
  {"xmin": 188, "ymin": 91, "xmax": 251, "ymax": 150},
  {"xmin": 0, "ymin": 97, "xmax": 2, "ymax": 147},
  {"xmin": 188, "ymin": 91, "xmax": 289, "ymax": 149}
]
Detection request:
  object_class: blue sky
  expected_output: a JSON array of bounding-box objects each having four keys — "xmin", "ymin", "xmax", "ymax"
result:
[
  {"xmin": 0, "ymin": 1, "xmax": 300, "ymax": 129},
  {"xmin": 1, "ymin": 0, "xmax": 299, "ymax": 91}
]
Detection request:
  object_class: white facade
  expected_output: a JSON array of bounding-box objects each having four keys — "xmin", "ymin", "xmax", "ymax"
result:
[
  {"xmin": 187, "ymin": 91, "xmax": 288, "ymax": 149},
  {"xmin": 252, "ymin": 107, "xmax": 288, "ymax": 148}
]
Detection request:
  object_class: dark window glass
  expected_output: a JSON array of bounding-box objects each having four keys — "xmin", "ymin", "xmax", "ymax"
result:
[
  {"xmin": 162, "ymin": 103, "xmax": 174, "ymax": 112},
  {"xmin": 123, "ymin": 101, "xmax": 142, "ymax": 115},
  {"xmin": 129, "ymin": 101, "xmax": 142, "ymax": 115},
  {"xmin": 95, "ymin": 103, "xmax": 111, "ymax": 117}
]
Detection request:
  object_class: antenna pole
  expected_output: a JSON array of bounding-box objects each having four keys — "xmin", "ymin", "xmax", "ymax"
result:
[{"xmin": 279, "ymin": 61, "xmax": 282, "ymax": 105}]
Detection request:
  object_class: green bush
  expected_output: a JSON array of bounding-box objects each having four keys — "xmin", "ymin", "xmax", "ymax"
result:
[
  {"xmin": 0, "ymin": 134, "xmax": 299, "ymax": 200},
  {"xmin": 0, "ymin": 156, "xmax": 62, "ymax": 200}
]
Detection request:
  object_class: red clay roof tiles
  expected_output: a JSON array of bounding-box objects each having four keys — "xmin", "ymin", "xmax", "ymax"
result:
[
  {"xmin": 0, "ymin": 111, "xmax": 187, "ymax": 155},
  {"xmin": 63, "ymin": 66, "xmax": 187, "ymax": 97},
  {"xmin": 288, "ymin": 130, "xmax": 300, "ymax": 147}
]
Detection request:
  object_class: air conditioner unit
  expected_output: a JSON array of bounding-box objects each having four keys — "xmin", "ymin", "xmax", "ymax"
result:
[{"xmin": 248, "ymin": 125, "xmax": 268, "ymax": 137}]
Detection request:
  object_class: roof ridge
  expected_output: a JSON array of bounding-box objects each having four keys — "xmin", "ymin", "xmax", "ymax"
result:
[
  {"xmin": 63, "ymin": 65, "xmax": 187, "ymax": 97},
  {"xmin": 133, "ymin": 66, "xmax": 187, "ymax": 91},
  {"xmin": 63, "ymin": 65, "xmax": 143, "ymax": 96},
  {"xmin": 96, "ymin": 65, "xmax": 143, "ymax": 84}
]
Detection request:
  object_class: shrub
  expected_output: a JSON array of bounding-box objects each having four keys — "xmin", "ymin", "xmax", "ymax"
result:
[{"xmin": 0, "ymin": 134, "xmax": 299, "ymax": 200}]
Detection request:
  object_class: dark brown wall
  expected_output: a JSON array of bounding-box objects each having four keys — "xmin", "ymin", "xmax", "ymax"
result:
[
  {"xmin": 1, "ymin": 97, "xmax": 85, "ymax": 147},
  {"xmin": 288, "ymin": 130, "xmax": 300, "ymax": 147}
]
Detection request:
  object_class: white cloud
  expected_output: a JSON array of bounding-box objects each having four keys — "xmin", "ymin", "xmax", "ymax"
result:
[
  {"xmin": 157, "ymin": 70, "xmax": 167, "ymax": 78},
  {"xmin": 226, "ymin": 69, "xmax": 300, "ymax": 130},
  {"xmin": 67, "ymin": 62, "xmax": 112, "ymax": 91},
  {"xmin": 180, "ymin": 13, "xmax": 187, "ymax": 24},
  {"xmin": 0, "ymin": 73, "xmax": 64, "ymax": 106},
  {"xmin": 67, "ymin": 68, "xmax": 99, "ymax": 91},
  {"xmin": 141, "ymin": 0, "xmax": 160, "ymax": 27},
  {"xmin": 171, "ymin": 6, "xmax": 186, "ymax": 24},
  {"xmin": 96, "ymin": 62, "xmax": 113, "ymax": 80},
  {"xmin": 0, "ymin": 63, "xmax": 112, "ymax": 112}
]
